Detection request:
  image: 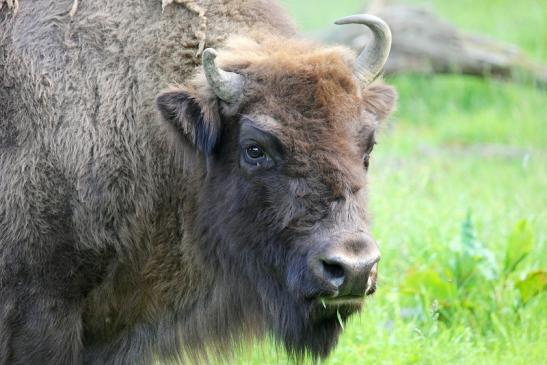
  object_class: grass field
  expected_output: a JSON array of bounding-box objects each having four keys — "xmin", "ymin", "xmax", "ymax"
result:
[{"xmin": 232, "ymin": 0, "xmax": 547, "ymax": 364}]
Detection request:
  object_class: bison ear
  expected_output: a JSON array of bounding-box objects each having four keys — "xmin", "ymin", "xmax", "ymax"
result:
[
  {"xmin": 156, "ymin": 89, "xmax": 221, "ymax": 154},
  {"xmin": 362, "ymin": 83, "xmax": 397, "ymax": 121}
]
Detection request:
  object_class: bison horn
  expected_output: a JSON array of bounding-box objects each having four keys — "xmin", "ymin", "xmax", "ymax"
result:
[
  {"xmin": 202, "ymin": 48, "xmax": 244, "ymax": 103},
  {"xmin": 334, "ymin": 14, "xmax": 392, "ymax": 87}
]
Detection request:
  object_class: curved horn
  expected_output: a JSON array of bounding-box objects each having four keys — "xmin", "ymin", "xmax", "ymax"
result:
[
  {"xmin": 334, "ymin": 14, "xmax": 392, "ymax": 86},
  {"xmin": 202, "ymin": 48, "xmax": 244, "ymax": 103}
]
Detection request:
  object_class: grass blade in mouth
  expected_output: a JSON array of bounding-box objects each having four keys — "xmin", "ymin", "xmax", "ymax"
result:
[{"xmin": 337, "ymin": 309, "xmax": 344, "ymax": 330}]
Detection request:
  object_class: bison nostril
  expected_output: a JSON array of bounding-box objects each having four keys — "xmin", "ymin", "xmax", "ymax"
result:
[{"xmin": 321, "ymin": 259, "xmax": 345, "ymax": 288}]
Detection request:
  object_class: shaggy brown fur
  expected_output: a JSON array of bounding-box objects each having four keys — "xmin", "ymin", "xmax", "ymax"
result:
[{"xmin": 0, "ymin": 1, "xmax": 396, "ymax": 364}]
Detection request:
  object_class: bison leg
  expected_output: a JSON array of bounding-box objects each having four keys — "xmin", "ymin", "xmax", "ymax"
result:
[{"xmin": 0, "ymin": 288, "xmax": 83, "ymax": 365}]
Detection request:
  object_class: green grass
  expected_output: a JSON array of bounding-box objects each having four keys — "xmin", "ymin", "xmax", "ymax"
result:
[{"xmin": 228, "ymin": 0, "xmax": 547, "ymax": 364}]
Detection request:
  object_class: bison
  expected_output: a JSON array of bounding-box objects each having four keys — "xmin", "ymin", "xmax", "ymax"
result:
[{"xmin": 0, "ymin": 0, "xmax": 396, "ymax": 364}]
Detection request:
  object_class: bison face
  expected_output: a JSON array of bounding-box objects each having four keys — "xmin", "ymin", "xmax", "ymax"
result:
[{"xmin": 156, "ymin": 33, "xmax": 396, "ymax": 359}]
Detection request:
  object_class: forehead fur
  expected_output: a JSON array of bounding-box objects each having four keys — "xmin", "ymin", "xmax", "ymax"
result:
[{"xmin": 217, "ymin": 34, "xmax": 362, "ymax": 122}]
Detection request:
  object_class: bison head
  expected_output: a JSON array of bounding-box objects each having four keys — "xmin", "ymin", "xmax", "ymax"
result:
[{"xmin": 156, "ymin": 15, "xmax": 396, "ymax": 360}]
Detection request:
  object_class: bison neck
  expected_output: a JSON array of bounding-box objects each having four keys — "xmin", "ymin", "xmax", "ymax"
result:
[{"xmin": 80, "ymin": 169, "xmax": 265, "ymax": 362}]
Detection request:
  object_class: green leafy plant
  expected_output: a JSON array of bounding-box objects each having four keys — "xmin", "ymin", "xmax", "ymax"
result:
[
  {"xmin": 515, "ymin": 270, "xmax": 547, "ymax": 305},
  {"xmin": 503, "ymin": 220, "xmax": 534, "ymax": 275},
  {"xmin": 399, "ymin": 216, "xmax": 545, "ymax": 330}
]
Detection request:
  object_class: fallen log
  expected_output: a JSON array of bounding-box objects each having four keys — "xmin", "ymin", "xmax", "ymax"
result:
[{"xmin": 318, "ymin": 3, "xmax": 547, "ymax": 88}]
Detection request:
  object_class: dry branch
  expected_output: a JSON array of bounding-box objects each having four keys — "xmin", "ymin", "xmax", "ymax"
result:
[{"xmin": 0, "ymin": 0, "xmax": 19, "ymax": 14}]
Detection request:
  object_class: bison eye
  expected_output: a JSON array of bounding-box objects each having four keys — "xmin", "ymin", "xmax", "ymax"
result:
[
  {"xmin": 363, "ymin": 138, "xmax": 376, "ymax": 170},
  {"xmin": 246, "ymin": 145, "xmax": 265, "ymax": 160},
  {"xmin": 242, "ymin": 143, "xmax": 273, "ymax": 169},
  {"xmin": 363, "ymin": 153, "xmax": 371, "ymax": 170}
]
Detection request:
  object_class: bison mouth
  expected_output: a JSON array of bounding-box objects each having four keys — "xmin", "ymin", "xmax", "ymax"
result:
[
  {"xmin": 268, "ymin": 256, "xmax": 378, "ymax": 359},
  {"xmin": 320, "ymin": 294, "xmax": 364, "ymax": 306},
  {"xmin": 311, "ymin": 295, "xmax": 363, "ymax": 322}
]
